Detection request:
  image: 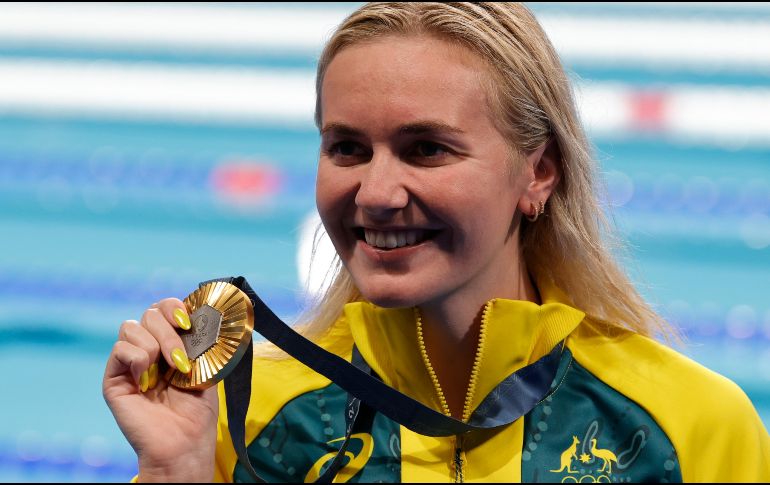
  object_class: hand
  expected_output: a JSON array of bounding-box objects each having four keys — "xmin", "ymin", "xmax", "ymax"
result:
[{"xmin": 102, "ymin": 298, "xmax": 218, "ymax": 482}]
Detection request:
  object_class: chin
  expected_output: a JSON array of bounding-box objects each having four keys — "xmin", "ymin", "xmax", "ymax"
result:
[
  {"xmin": 359, "ymin": 288, "xmax": 415, "ymax": 308},
  {"xmin": 365, "ymin": 295, "xmax": 415, "ymax": 309},
  {"xmin": 356, "ymin": 280, "xmax": 430, "ymax": 309}
]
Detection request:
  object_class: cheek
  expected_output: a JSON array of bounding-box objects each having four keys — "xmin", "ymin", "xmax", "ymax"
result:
[
  {"xmin": 427, "ymin": 171, "xmax": 518, "ymax": 239},
  {"xmin": 315, "ymin": 165, "xmax": 337, "ymax": 220},
  {"xmin": 315, "ymin": 163, "xmax": 356, "ymax": 247}
]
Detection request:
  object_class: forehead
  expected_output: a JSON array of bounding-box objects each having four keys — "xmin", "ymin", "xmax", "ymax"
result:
[{"xmin": 321, "ymin": 35, "xmax": 493, "ymax": 130}]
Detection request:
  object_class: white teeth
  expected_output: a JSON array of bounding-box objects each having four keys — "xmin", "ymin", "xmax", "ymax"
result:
[{"xmin": 362, "ymin": 229, "xmax": 429, "ymax": 249}]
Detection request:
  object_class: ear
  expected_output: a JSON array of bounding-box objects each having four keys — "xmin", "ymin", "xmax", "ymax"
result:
[{"xmin": 517, "ymin": 138, "xmax": 561, "ymax": 219}]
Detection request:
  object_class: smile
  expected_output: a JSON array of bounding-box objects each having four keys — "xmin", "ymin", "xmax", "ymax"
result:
[{"xmin": 355, "ymin": 228, "xmax": 439, "ymax": 250}]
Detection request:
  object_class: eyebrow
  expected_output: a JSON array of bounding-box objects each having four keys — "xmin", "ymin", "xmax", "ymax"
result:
[
  {"xmin": 320, "ymin": 121, "xmax": 465, "ymax": 137},
  {"xmin": 399, "ymin": 121, "xmax": 465, "ymax": 136},
  {"xmin": 320, "ymin": 122, "xmax": 364, "ymax": 137}
]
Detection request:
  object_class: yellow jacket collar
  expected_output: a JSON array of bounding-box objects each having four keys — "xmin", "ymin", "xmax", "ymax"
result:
[{"xmin": 341, "ymin": 282, "xmax": 585, "ymax": 419}]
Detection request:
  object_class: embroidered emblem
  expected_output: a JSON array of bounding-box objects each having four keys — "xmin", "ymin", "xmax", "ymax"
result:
[
  {"xmin": 549, "ymin": 435, "xmax": 580, "ymax": 474},
  {"xmin": 304, "ymin": 433, "xmax": 374, "ymax": 483},
  {"xmin": 590, "ymin": 438, "xmax": 618, "ymax": 473},
  {"xmin": 550, "ymin": 435, "xmax": 619, "ymax": 483}
]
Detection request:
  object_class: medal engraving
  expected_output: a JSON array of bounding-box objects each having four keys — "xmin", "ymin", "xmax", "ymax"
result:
[
  {"xmin": 167, "ymin": 280, "xmax": 254, "ymax": 390},
  {"xmin": 181, "ymin": 304, "xmax": 222, "ymax": 360}
]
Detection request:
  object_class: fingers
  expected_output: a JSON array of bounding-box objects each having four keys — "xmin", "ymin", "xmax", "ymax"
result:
[
  {"xmin": 105, "ymin": 299, "xmax": 194, "ymax": 397},
  {"xmin": 154, "ymin": 298, "xmax": 192, "ymax": 331},
  {"xmin": 105, "ymin": 339, "xmax": 150, "ymax": 391},
  {"xmin": 119, "ymin": 319, "xmax": 161, "ymax": 364},
  {"xmin": 118, "ymin": 319, "xmax": 161, "ymax": 391},
  {"xmin": 141, "ymin": 306, "xmax": 192, "ymax": 375},
  {"xmin": 152, "ymin": 298, "xmax": 194, "ymax": 375}
]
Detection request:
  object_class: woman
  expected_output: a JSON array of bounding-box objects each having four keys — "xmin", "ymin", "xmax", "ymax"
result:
[{"xmin": 103, "ymin": 3, "xmax": 770, "ymax": 482}]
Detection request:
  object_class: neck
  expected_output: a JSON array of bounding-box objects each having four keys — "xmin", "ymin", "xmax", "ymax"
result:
[{"xmin": 417, "ymin": 254, "xmax": 538, "ymax": 418}]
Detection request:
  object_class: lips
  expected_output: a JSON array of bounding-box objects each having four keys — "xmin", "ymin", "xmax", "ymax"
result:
[{"xmin": 354, "ymin": 227, "xmax": 439, "ymax": 250}]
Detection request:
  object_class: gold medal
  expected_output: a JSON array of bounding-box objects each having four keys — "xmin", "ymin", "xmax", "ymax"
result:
[{"xmin": 165, "ymin": 280, "xmax": 254, "ymax": 390}]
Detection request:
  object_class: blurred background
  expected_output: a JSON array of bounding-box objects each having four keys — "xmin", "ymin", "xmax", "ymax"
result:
[{"xmin": 1, "ymin": 2, "xmax": 769, "ymax": 482}]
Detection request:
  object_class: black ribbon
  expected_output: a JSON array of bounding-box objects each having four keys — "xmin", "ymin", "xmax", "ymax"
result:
[
  {"xmin": 314, "ymin": 346, "xmax": 377, "ymax": 483},
  {"xmin": 208, "ymin": 276, "xmax": 563, "ymax": 482}
]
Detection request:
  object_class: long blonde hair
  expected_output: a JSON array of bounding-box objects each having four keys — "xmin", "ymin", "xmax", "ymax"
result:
[{"xmin": 286, "ymin": 2, "xmax": 677, "ymax": 350}]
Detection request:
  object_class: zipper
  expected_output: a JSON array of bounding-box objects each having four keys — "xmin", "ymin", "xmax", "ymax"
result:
[
  {"xmin": 453, "ymin": 435, "xmax": 466, "ymax": 483},
  {"xmin": 461, "ymin": 301, "xmax": 491, "ymax": 422},
  {"xmin": 415, "ymin": 301, "xmax": 493, "ymax": 483},
  {"xmin": 415, "ymin": 308, "xmax": 452, "ymax": 416}
]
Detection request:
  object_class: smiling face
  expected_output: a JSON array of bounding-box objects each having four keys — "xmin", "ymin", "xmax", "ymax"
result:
[{"xmin": 316, "ymin": 35, "xmax": 531, "ymax": 309}]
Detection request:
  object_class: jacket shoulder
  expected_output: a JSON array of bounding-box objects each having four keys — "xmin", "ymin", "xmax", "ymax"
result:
[{"xmin": 567, "ymin": 319, "xmax": 770, "ymax": 482}]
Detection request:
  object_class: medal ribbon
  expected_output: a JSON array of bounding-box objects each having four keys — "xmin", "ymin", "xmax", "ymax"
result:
[{"xmin": 210, "ymin": 276, "xmax": 563, "ymax": 482}]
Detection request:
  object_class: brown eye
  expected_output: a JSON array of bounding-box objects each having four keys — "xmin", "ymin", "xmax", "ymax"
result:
[
  {"xmin": 414, "ymin": 141, "xmax": 447, "ymax": 158},
  {"xmin": 334, "ymin": 141, "xmax": 361, "ymax": 157},
  {"xmin": 324, "ymin": 140, "xmax": 369, "ymax": 166},
  {"xmin": 326, "ymin": 141, "xmax": 366, "ymax": 158}
]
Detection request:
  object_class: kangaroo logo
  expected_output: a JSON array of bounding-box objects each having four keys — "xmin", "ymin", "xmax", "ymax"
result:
[
  {"xmin": 550, "ymin": 434, "xmax": 621, "ymax": 483},
  {"xmin": 549, "ymin": 436, "xmax": 580, "ymax": 474}
]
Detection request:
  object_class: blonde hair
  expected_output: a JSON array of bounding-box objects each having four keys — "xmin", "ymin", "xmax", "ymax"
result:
[{"xmin": 279, "ymin": 2, "xmax": 677, "ymax": 352}]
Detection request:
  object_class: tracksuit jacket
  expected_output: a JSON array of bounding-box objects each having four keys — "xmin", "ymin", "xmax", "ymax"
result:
[{"xmin": 211, "ymin": 283, "xmax": 770, "ymax": 482}]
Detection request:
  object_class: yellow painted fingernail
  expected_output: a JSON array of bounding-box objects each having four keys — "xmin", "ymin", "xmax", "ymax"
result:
[
  {"xmin": 171, "ymin": 348, "xmax": 191, "ymax": 374},
  {"xmin": 148, "ymin": 363, "xmax": 159, "ymax": 389},
  {"xmin": 139, "ymin": 370, "xmax": 149, "ymax": 393},
  {"xmin": 174, "ymin": 308, "xmax": 191, "ymax": 330}
]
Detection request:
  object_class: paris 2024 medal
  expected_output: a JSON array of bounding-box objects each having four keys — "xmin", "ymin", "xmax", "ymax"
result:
[{"xmin": 165, "ymin": 281, "xmax": 254, "ymax": 391}]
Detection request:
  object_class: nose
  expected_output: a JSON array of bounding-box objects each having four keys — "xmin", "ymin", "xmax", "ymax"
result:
[{"xmin": 354, "ymin": 151, "xmax": 409, "ymax": 217}]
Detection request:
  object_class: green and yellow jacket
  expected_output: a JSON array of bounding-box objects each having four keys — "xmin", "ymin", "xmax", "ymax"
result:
[{"xmin": 212, "ymin": 284, "xmax": 770, "ymax": 483}]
